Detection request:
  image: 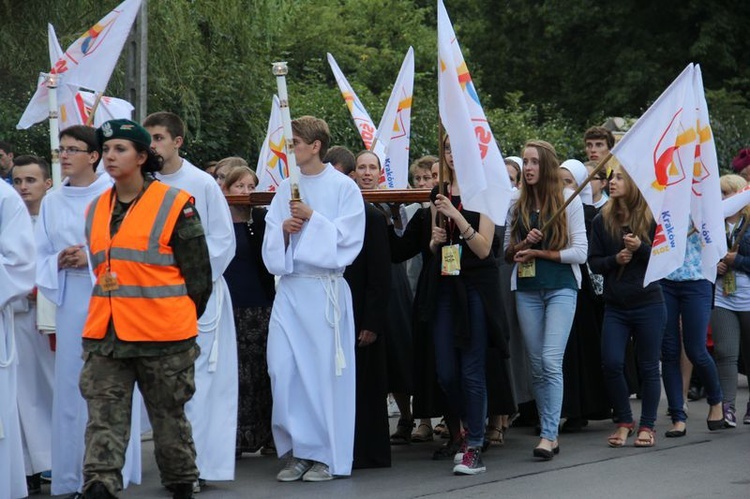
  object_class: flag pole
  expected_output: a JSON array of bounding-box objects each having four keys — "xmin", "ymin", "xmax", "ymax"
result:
[
  {"xmin": 85, "ymin": 92, "xmax": 104, "ymax": 126},
  {"xmin": 539, "ymin": 152, "xmax": 613, "ymax": 233},
  {"xmin": 437, "ymin": 120, "xmax": 446, "ymax": 228},
  {"xmin": 272, "ymin": 61, "xmax": 301, "ymax": 201},
  {"xmin": 45, "ymin": 72, "xmax": 62, "ymax": 187}
]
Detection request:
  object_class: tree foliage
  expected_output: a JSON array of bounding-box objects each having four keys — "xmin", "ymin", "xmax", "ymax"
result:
[{"xmin": 1, "ymin": 0, "xmax": 748, "ymax": 169}]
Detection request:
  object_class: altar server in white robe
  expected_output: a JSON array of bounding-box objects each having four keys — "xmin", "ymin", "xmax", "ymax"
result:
[
  {"xmin": 11, "ymin": 156, "xmax": 55, "ymax": 485},
  {"xmin": 262, "ymin": 116, "xmax": 365, "ymax": 482},
  {"xmin": 0, "ymin": 179, "xmax": 36, "ymax": 499},
  {"xmin": 35, "ymin": 126, "xmax": 141, "ymax": 496},
  {"xmin": 144, "ymin": 111, "xmax": 237, "ymax": 483}
]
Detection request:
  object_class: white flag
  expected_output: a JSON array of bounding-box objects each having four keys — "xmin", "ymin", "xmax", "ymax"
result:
[
  {"xmin": 17, "ymin": 0, "xmax": 142, "ymax": 129},
  {"xmin": 59, "ymin": 91, "xmax": 134, "ymax": 131},
  {"xmin": 611, "ymin": 64, "xmax": 697, "ymax": 285},
  {"xmin": 327, "ymin": 53, "xmax": 380, "ymax": 152},
  {"xmin": 256, "ymin": 96, "xmax": 288, "ymax": 192},
  {"xmin": 690, "ymin": 65, "xmax": 727, "ymax": 282},
  {"xmin": 437, "ymin": 0, "xmax": 512, "ymax": 225},
  {"xmin": 374, "ymin": 48, "xmax": 414, "ymax": 189},
  {"xmin": 723, "ymin": 185, "xmax": 750, "ymax": 218}
]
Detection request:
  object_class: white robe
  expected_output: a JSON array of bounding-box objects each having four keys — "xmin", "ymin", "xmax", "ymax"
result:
[
  {"xmin": 156, "ymin": 159, "xmax": 237, "ymax": 481},
  {"xmin": 35, "ymin": 174, "xmax": 141, "ymax": 495},
  {"xmin": 262, "ymin": 165, "xmax": 365, "ymax": 476},
  {"xmin": 14, "ymin": 214, "xmax": 55, "ymax": 475},
  {"xmin": 0, "ymin": 181, "xmax": 36, "ymax": 499}
]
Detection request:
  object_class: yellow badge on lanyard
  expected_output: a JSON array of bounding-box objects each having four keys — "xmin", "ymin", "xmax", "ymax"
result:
[
  {"xmin": 517, "ymin": 259, "xmax": 536, "ymax": 278},
  {"xmin": 441, "ymin": 244, "xmax": 462, "ymax": 276},
  {"xmin": 723, "ymin": 270, "xmax": 737, "ymax": 296},
  {"xmin": 98, "ymin": 270, "xmax": 119, "ymax": 292}
]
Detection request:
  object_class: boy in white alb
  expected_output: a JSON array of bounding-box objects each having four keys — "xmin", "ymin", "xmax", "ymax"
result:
[{"xmin": 262, "ymin": 116, "xmax": 365, "ymax": 482}]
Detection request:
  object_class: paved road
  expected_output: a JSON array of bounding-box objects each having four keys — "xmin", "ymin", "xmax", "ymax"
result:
[{"xmin": 51, "ymin": 384, "xmax": 749, "ymax": 499}]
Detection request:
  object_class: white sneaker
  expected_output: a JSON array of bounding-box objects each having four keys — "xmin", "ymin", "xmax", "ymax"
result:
[
  {"xmin": 302, "ymin": 462, "xmax": 333, "ymax": 482},
  {"xmin": 277, "ymin": 456, "xmax": 312, "ymax": 482}
]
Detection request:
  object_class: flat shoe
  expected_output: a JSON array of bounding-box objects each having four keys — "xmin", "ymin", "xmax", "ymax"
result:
[
  {"xmin": 707, "ymin": 418, "xmax": 729, "ymax": 431},
  {"xmin": 533, "ymin": 443, "xmax": 559, "ymax": 460},
  {"xmin": 411, "ymin": 422, "xmax": 434, "ymax": 442},
  {"xmin": 664, "ymin": 428, "xmax": 686, "ymax": 438}
]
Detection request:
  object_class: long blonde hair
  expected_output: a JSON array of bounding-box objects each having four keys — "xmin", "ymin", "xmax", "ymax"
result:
[
  {"xmin": 601, "ymin": 162, "xmax": 653, "ymax": 243},
  {"xmin": 511, "ymin": 140, "xmax": 568, "ymax": 250}
]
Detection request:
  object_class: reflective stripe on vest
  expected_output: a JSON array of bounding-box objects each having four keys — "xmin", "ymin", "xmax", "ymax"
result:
[{"xmin": 92, "ymin": 283, "xmax": 188, "ymax": 298}]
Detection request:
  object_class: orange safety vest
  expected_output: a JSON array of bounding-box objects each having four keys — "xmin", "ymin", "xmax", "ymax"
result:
[{"xmin": 83, "ymin": 181, "xmax": 198, "ymax": 342}]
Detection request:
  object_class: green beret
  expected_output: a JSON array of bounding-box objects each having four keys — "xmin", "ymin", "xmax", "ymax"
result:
[{"xmin": 97, "ymin": 119, "xmax": 152, "ymax": 150}]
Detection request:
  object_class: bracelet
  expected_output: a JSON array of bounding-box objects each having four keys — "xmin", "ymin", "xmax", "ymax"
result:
[
  {"xmin": 460, "ymin": 225, "xmax": 473, "ymax": 237},
  {"xmin": 465, "ymin": 229, "xmax": 477, "ymax": 241}
]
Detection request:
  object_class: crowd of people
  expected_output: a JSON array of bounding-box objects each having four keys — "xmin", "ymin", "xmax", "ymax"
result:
[{"xmin": 0, "ymin": 116, "xmax": 748, "ymax": 499}]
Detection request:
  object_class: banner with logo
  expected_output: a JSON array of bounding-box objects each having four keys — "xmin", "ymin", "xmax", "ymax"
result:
[
  {"xmin": 437, "ymin": 0, "xmax": 513, "ymax": 225},
  {"xmin": 59, "ymin": 91, "xmax": 134, "ymax": 131},
  {"xmin": 690, "ymin": 65, "xmax": 727, "ymax": 282},
  {"xmin": 18, "ymin": 0, "xmax": 142, "ymax": 129},
  {"xmin": 612, "ymin": 64, "xmax": 697, "ymax": 284},
  {"xmin": 256, "ymin": 95, "xmax": 288, "ymax": 192},
  {"xmin": 373, "ymin": 47, "xmax": 414, "ymax": 189},
  {"xmin": 327, "ymin": 53, "xmax": 379, "ymax": 152}
]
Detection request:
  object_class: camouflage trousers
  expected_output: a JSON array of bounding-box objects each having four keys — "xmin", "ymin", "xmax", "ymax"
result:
[{"xmin": 79, "ymin": 345, "xmax": 200, "ymax": 495}]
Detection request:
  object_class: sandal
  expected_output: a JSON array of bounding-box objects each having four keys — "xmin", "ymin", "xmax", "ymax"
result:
[
  {"xmin": 411, "ymin": 422, "xmax": 434, "ymax": 442},
  {"xmin": 434, "ymin": 418, "xmax": 448, "ymax": 438},
  {"xmin": 607, "ymin": 422, "xmax": 635, "ymax": 448},
  {"xmin": 390, "ymin": 418, "xmax": 414, "ymax": 445},
  {"xmin": 484, "ymin": 425, "xmax": 505, "ymax": 446},
  {"xmin": 634, "ymin": 427, "xmax": 655, "ymax": 447}
]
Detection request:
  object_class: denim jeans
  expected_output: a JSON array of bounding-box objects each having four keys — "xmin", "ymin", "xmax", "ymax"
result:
[
  {"xmin": 433, "ymin": 281, "xmax": 488, "ymax": 448},
  {"xmin": 601, "ymin": 303, "xmax": 666, "ymax": 430},
  {"xmin": 661, "ymin": 279, "xmax": 723, "ymax": 422},
  {"xmin": 515, "ymin": 288, "xmax": 577, "ymax": 441}
]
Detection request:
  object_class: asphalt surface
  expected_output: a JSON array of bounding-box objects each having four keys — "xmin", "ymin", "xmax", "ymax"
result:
[{"xmin": 49, "ymin": 380, "xmax": 749, "ymax": 499}]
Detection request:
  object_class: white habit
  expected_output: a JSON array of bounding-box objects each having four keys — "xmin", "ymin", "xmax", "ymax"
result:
[
  {"xmin": 262, "ymin": 165, "xmax": 365, "ymax": 476},
  {"xmin": 156, "ymin": 159, "xmax": 237, "ymax": 481},
  {"xmin": 35, "ymin": 173, "xmax": 141, "ymax": 495},
  {"xmin": 0, "ymin": 181, "xmax": 36, "ymax": 499},
  {"xmin": 15, "ymin": 214, "xmax": 56, "ymax": 476}
]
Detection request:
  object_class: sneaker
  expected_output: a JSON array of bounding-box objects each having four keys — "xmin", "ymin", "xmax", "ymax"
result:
[
  {"xmin": 743, "ymin": 402, "xmax": 750, "ymax": 425},
  {"xmin": 723, "ymin": 403, "xmax": 737, "ymax": 428},
  {"xmin": 277, "ymin": 456, "xmax": 313, "ymax": 482},
  {"xmin": 453, "ymin": 440, "xmax": 468, "ymax": 464},
  {"xmin": 40, "ymin": 470, "xmax": 52, "ymax": 483},
  {"xmin": 302, "ymin": 461, "xmax": 333, "ymax": 482},
  {"xmin": 453, "ymin": 447, "xmax": 486, "ymax": 475}
]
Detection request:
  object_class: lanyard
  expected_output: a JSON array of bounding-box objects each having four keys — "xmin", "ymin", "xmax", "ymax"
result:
[{"xmin": 446, "ymin": 190, "xmax": 462, "ymax": 244}]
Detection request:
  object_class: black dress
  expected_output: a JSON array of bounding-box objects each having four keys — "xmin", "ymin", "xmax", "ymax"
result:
[
  {"xmin": 344, "ymin": 203, "xmax": 391, "ymax": 469},
  {"xmin": 224, "ymin": 208, "xmax": 275, "ymax": 454}
]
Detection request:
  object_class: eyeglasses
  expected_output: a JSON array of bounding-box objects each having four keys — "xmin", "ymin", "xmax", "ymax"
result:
[{"xmin": 59, "ymin": 147, "xmax": 88, "ymax": 155}]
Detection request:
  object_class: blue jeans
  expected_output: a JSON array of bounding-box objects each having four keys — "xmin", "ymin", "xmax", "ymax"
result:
[
  {"xmin": 601, "ymin": 303, "xmax": 666, "ymax": 429},
  {"xmin": 661, "ymin": 279, "xmax": 723, "ymax": 422},
  {"xmin": 515, "ymin": 288, "xmax": 577, "ymax": 441},
  {"xmin": 433, "ymin": 281, "xmax": 488, "ymax": 448}
]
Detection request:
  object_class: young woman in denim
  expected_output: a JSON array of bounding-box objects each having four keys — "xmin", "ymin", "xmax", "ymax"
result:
[
  {"xmin": 661, "ymin": 228, "xmax": 727, "ymax": 435},
  {"xmin": 504, "ymin": 140, "xmax": 587, "ymax": 459},
  {"xmin": 588, "ymin": 163, "xmax": 665, "ymax": 447},
  {"xmin": 429, "ymin": 136, "xmax": 505, "ymax": 475},
  {"xmin": 710, "ymin": 174, "xmax": 750, "ymax": 427}
]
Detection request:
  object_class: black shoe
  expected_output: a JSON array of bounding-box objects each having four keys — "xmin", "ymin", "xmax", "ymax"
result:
[
  {"xmin": 432, "ymin": 440, "xmax": 462, "ymax": 460},
  {"xmin": 83, "ymin": 482, "xmax": 116, "ymax": 499},
  {"xmin": 26, "ymin": 473, "xmax": 41, "ymax": 495},
  {"xmin": 171, "ymin": 483, "xmax": 194, "ymax": 499},
  {"xmin": 687, "ymin": 385, "xmax": 705, "ymax": 401},
  {"xmin": 665, "ymin": 426, "xmax": 687, "ymax": 438},
  {"xmin": 561, "ymin": 418, "xmax": 588, "ymax": 433},
  {"xmin": 533, "ymin": 443, "xmax": 559, "ymax": 461},
  {"xmin": 707, "ymin": 418, "xmax": 729, "ymax": 431}
]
